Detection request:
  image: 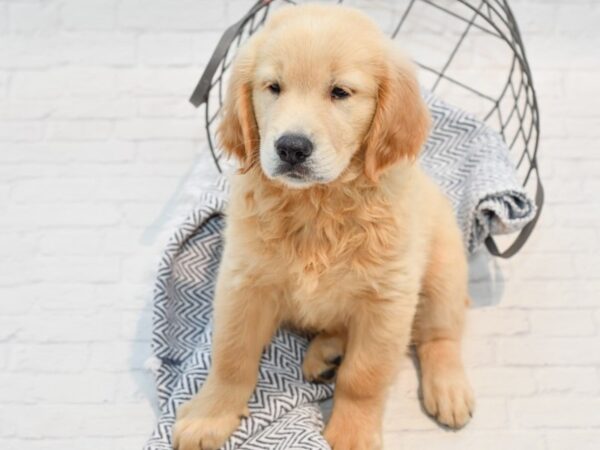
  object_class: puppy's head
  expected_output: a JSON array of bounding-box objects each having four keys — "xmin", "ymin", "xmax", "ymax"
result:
[{"xmin": 218, "ymin": 4, "xmax": 430, "ymax": 188}]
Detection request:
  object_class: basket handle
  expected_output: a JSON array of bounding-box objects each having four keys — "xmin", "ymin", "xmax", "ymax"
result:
[
  {"xmin": 189, "ymin": 0, "xmax": 272, "ymax": 108},
  {"xmin": 484, "ymin": 174, "xmax": 544, "ymax": 258}
]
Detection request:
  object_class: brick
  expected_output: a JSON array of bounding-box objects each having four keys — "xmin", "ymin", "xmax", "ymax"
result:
[
  {"xmin": 114, "ymin": 118, "xmax": 202, "ymax": 140},
  {"xmin": 0, "ymin": 71, "xmax": 8, "ymax": 97},
  {"xmin": 500, "ymin": 279, "xmax": 600, "ymax": 309},
  {"xmin": 0, "ymin": 318, "xmax": 20, "ymax": 341},
  {"xmin": 137, "ymin": 140, "xmax": 196, "ymax": 161},
  {"xmin": 467, "ymin": 309, "xmax": 530, "ymax": 336},
  {"xmin": 38, "ymin": 256, "xmax": 121, "ymax": 283},
  {"xmin": 498, "ymin": 337, "xmax": 600, "ymax": 366},
  {"xmin": 58, "ymin": 32, "xmax": 137, "ymax": 67},
  {"xmin": 53, "ymin": 98, "xmax": 137, "ymax": 119},
  {"xmin": 463, "ymin": 338, "xmax": 496, "ymax": 367},
  {"xmin": 0, "ymin": 259, "xmax": 40, "ymax": 286},
  {"xmin": 0, "ymin": 37, "xmax": 57, "ymax": 68},
  {"xmin": 527, "ymin": 36, "xmax": 600, "ymax": 70},
  {"xmin": 17, "ymin": 312, "xmax": 121, "ymax": 342},
  {"xmin": 1, "ymin": 204, "xmax": 121, "ymax": 229},
  {"xmin": 0, "ymin": 35, "xmax": 133, "ymax": 69},
  {"xmin": 525, "ymin": 227, "xmax": 598, "ymax": 253},
  {"xmin": 11, "ymin": 68, "xmax": 116, "ymax": 98},
  {"xmin": 546, "ymin": 432, "xmax": 600, "ymax": 450},
  {"xmin": 385, "ymin": 431, "xmax": 545, "ymax": 450},
  {"xmin": 504, "ymin": 0, "xmax": 557, "ymax": 35},
  {"xmin": 61, "ymin": 0, "xmax": 117, "ymax": 31},
  {"xmin": 113, "ymin": 437, "xmax": 150, "ymax": 450},
  {"xmin": 12, "ymin": 179, "xmax": 97, "ymax": 203},
  {"xmin": 0, "ymin": 3, "xmax": 7, "ymax": 34},
  {"xmin": 118, "ymin": 0, "xmax": 226, "ymax": 31},
  {"xmin": 99, "ymin": 229, "xmax": 146, "ymax": 256},
  {"xmin": 132, "ymin": 161, "xmax": 196, "ymax": 177},
  {"xmin": 0, "ymin": 121, "xmax": 44, "ymax": 142},
  {"xmin": 512, "ymin": 397, "xmax": 600, "ymax": 427},
  {"xmin": 121, "ymin": 202, "xmax": 164, "ymax": 227},
  {"xmin": 95, "ymin": 177, "xmax": 177, "ymax": 201},
  {"xmin": 31, "ymin": 373, "xmax": 117, "ymax": 404},
  {"xmin": 465, "ymin": 398, "xmax": 509, "ymax": 429},
  {"xmin": 8, "ymin": 343, "xmax": 89, "ymax": 373},
  {"xmin": 0, "ymin": 186, "xmax": 9, "ymax": 209},
  {"xmin": 555, "ymin": 3, "xmax": 600, "ymax": 36},
  {"xmin": 0, "ymin": 374, "xmax": 35, "ymax": 403},
  {"xmin": 550, "ymin": 203, "xmax": 600, "ymax": 228},
  {"xmin": 535, "ymin": 368, "xmax": 600, "ymax": 394},
  {"xmin": 530, "ymin": 310, "xmax": 596, "ymax": 336},
  {"xmin": 115, "ymin": 67, "xmax": 198, "ymax": 97},
  {"xmin": 383, "ymin": 394, "xmax": 438, "ymax": 431},
  {"xmin": 564, "ymin": 70, "xmax": 600, "ymax": 107},
  {"xmin": 47, "ymin": 120, "xmax": 112, "ymax": 141},
  {"xmin": 0, "ymin": 438, "xmax": 118, "ymax": 450},
  {"xmin": 0, "ymin": 286, "xmax": 38, "ymax": 315},
  {"xmin": 8, "ymin": 1, "xmax": 59, "ymax": 33},
  {"xmin": 0, "ymin": 99, "xmax": 55, "ymax": 120},
  {"xmin": 575, "ymin": 253, "xmax": 600, "ymax": 280},
  {"xmin": 0, "ymin": 345, "xmax": 7, "ymax": 370},
  {"xmin": 40, "ymin": 284, "xmax": 114, "ymax": 311},
  {"xmin": 1, "ymin": 405, "xmax": 84, "ymax": 438},
  {"xmin": 93, "ymin": 283, "xmax": 153, "ymax": 311},
  {"xmin": 39, "ymin": 230, "xmax": 103, "ymax": 256},
  {"xmin": 515, "ymin": 253, "xmax": 579, "ymax": 280},
  {"xmin": 0, "ymin": 142, "xmax": 136, "ymax": 163},
  {"xmin": 0, "ymin": 232, "xmax": 38, "ymax": 260},
  {"xmin": 138, "ymin": 98, "xmax": 196, "ymax": 118},
  {"xmin": 139, "ymin": 33, "xmax": 194, "ymax": 66},
  {"xmin": 471, "ymin": 367, "xmax": 537, "ymax": 396},
  {"xmin": 79, "ymin": 404, "xmax": 155, "ymax": 437}
]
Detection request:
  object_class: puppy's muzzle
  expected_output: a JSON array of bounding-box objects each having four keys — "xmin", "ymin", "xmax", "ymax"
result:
[{"xmin": 276, "ymin": 133, "xmax": 313, "ymax": 166}]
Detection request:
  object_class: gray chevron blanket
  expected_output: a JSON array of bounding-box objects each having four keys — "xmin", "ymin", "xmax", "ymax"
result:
[{"xmin": 143, "ymin": 92, "xmax": 535, "ymax": 449}]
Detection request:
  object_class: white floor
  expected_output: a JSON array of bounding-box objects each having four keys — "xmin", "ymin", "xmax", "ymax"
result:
[{"xmin": 0, "ymin": 1, "xmax": 599, "ymax": 449}]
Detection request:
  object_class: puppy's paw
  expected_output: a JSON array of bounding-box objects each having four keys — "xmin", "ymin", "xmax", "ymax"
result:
[
  {"xmin": 303, "ymin": 333, "xmax": 344, "ymax": 383},
  {"xmin": 324, "ymin": 410, "xmax": 382, "ymax": 450},
  {"xmin": 172, "ymin": 399, "xmax": 248, "ymax": 450},
  {"xmin": 421, "ymin": 368, "xmax": 475, "ymax": 429}
]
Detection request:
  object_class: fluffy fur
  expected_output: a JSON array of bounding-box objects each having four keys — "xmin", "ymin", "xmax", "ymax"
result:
[{"xmin": 173, "ymin": 5, "xmax": 474, "ymax": 450}]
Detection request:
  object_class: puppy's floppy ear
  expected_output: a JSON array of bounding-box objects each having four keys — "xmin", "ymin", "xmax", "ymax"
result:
[
  {"xmin": 217, "ymin": 39, "xmax": 260, "ymax": 172},
  {"xmin": 363, "ymin": 49, "xmax": 430, "ymax": 181}
]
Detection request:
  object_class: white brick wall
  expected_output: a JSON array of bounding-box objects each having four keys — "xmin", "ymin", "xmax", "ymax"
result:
[{"xmin": 0, "ymin": 1, "xmax": 599, "ymax": 449}]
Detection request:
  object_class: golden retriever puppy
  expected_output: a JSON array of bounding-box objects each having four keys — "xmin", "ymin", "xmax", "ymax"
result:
[{"xmin": 173, "ymin": 4, "xmax": 474, "ymax": 449}]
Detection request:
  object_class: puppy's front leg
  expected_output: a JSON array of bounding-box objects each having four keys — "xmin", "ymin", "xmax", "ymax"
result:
[
  {"xmin": 324, "ymin": 296, "xmax": 417, "ymax": 450},
  {"xmin": 173, "ymin": 277, "xmax": 280, "ymax": 450}
]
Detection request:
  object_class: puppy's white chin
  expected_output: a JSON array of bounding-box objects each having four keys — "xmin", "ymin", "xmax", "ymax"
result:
[{"xmin": 274, "ymin": 174, "xmax": 317, "ymax": 189}]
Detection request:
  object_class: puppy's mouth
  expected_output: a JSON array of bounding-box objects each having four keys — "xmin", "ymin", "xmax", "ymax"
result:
[{"xmin": 274, "ymin": 163, "xmax": 313, "ymax": 181}]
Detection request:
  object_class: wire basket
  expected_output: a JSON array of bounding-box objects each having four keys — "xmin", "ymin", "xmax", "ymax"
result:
[{"xmin": 189, "ymin": 0, "xmax": 543, "ymax": 258}]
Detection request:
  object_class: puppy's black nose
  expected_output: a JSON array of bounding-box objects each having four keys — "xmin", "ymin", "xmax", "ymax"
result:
[{"xmin": 275, "ymin": 134, "xmax": 313, "ymax": 165}]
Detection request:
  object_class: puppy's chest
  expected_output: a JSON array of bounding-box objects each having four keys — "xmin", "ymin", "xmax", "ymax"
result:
[
  {"xmin": 266, "ymin": 211, "xmax": 394, "ymax": 270},
  {"xmin": 261, "ymin": 209, "xmax": 400, "ymax": 310}
]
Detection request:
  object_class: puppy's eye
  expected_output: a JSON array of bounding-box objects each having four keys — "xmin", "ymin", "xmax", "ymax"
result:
[
  {"xmin": 267, "ymin": 82, "xmax": 281, "ymax": 95},
  {"xmin": 331, "ymin": 86, "xmax": 350, "ymax": 100}
]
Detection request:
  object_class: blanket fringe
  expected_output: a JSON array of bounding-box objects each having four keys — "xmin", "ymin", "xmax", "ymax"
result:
[{"xmin": 144, "ymin": 356, "xmax": 162, "ymax": 375}]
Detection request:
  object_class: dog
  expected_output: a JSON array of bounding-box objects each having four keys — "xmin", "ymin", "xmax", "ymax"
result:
[{"xmin": 173, "ymin": 4, "xmax": 474, "ymax": 449}]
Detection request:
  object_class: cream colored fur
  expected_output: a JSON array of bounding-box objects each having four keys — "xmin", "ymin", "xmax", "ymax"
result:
[{"xmin": 173, "ymin": 5, "xmax": 474, "ymax": 450}]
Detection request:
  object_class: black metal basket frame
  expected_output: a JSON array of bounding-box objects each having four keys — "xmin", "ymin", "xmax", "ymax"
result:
[{"xmin": 189, "ymin": 0, "xmax": 544, "ymax": 258}]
